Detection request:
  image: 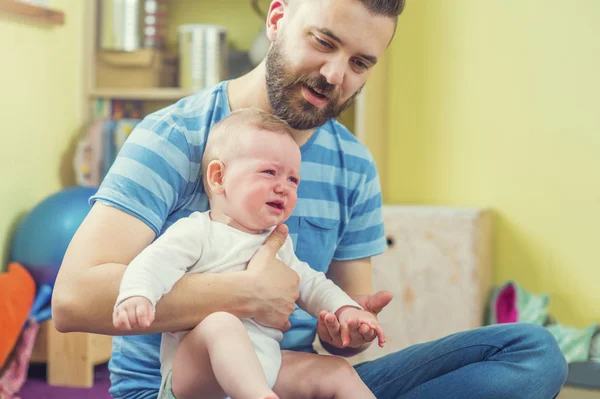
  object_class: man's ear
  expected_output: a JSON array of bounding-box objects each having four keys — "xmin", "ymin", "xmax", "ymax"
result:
[
  {"xmin": 206, "ymin": 160, "xmax": 226, "ymax": 195},
  {"xmin": 266, "ymin": 0, "xmax": 287, "ymax": 42}
]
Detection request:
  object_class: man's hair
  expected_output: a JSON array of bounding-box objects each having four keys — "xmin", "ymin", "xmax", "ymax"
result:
[
  {"xmin": 355, "ymin": 0, "xmax": 405, "ymax": 36},
  {"xmin": 359, "ymin": 0, "xmax": 405, "ymax": 17},
  {"xmin": 201, "ymin": 108, "xmax": 295, "ymax": 197},
  {"xmin": 288, "ymin": 0, "xmax": 405, "ymax": 35},
  {"xmin": 290, "ymin": 0, "xmax": 405, "ymax": 17}
]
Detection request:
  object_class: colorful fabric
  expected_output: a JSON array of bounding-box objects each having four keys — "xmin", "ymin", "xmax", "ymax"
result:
[
  {"xmin": 0, "ymin": 263, "xmax": 35, "ymax": 369},
  {"xmin": 0, "ymin": 321, "xmax": 39, "ymax": 398},
  {"xmin": 488, "ymin": 281, "xmax": 599, "ymax": 363}
]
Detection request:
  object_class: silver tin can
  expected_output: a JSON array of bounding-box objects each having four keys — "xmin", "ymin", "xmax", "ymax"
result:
[
  {"xmin": 178, "ymin": 24, "xmax": 228, "ymax": 92},
  {"xmin": 99, "ymin": 0, "xmax": 144, "ymax": 52}
]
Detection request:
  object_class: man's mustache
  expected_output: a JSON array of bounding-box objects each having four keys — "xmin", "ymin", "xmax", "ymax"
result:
[{"xmin": 295, "ymin": 75, "xmax": 341, "ymax": 101}]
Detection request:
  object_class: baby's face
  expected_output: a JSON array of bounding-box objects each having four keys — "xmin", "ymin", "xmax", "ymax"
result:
[{"xmin": 221, "ymin": 128, "xmax": 301, "ymax": 231}]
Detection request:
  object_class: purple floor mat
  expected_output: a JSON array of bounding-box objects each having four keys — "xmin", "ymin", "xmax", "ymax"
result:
[{"xmin": 16, "ymin": 363, "xmax": 111, "ymax": 399}]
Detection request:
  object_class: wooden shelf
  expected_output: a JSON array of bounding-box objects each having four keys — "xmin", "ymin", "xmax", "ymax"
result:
[
  {"xmin": 90, "ymin": 88, "xmax": 195, "ymax": 101},
  {"xmin": 0, "ymin": 0, "xmax": 65, "ymax": 25}
]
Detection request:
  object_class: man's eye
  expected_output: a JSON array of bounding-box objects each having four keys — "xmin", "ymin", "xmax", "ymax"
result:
[
  {"xmin": 315, "ymin": 37, "xmax": 332, "ymax": 49},
  {"xmin": 353, "ymin": 59, "xmax": 369, "ymax": 70}
]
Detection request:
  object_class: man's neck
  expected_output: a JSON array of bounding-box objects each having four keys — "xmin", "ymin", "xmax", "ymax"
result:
[{"xmin": 227, "ymin": 61, "xmax": 317, "ymax": 147}]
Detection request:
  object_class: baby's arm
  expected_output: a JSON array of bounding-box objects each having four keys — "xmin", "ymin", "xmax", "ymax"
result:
[
  {"xmin": 280, "ymin": 238, "xmax": 385, "ymax": 347},
  {"xmin": 113, "ymin": 214, "xmax": 206, "ymax": 331}
]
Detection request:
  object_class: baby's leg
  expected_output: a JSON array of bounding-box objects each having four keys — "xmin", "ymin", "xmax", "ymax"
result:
[
  {"xmin": 273, "ymin": 351, "xmax": 375, "ymax": 399},
  {"xmin": 171, "ymin": 311, "xmax": 278, "ymax": 399}
]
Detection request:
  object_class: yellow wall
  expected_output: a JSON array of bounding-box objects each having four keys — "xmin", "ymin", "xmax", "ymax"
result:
[
  {"xmin": 0, "ymin": 0, "xmax": 84, "ymax": 270},
  {"xmin": 387, "ymin": 0, "xmax": 600, "ymax": 327}
]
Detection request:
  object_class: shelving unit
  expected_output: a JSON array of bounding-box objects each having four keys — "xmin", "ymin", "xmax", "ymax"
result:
[
  {"xmin": 90, "ymin": 88, "xmax": 194, "ymax": 101},
  {"xmin": 0, "ymin": 0, "xmax": 64, "ymax": 25},
  {"xmin": 82, "ymin": 0, "xmax": 199, "ymax": 117}
]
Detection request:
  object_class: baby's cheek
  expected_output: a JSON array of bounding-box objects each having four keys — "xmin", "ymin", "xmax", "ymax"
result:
[
  {"xmin": 288, "ymin": 194, "xmax": 298, "ymax": 213},
  {"xmin": 246, "ymin": 186, "xmax": 266, "ymax": 205}
]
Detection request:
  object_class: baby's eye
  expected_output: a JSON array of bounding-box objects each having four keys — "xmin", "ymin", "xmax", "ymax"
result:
[
  {"xmin": 262, "ymin": 170, "xmax": 276, "ymax": 176},
  {"xmin": 288, "ymin": 176, "xmax": 299, "ymax": 184}
]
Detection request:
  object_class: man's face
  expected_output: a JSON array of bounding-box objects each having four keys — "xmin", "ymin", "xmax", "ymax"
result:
[{"xmin": 265, "ymin": 0, "xmax": 396, "ymax": 130}]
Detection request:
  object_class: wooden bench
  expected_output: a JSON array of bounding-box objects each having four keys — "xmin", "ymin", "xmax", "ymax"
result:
[{"xmin": 31, "ymin": 320, "xmax": 112, "ymax": 387}]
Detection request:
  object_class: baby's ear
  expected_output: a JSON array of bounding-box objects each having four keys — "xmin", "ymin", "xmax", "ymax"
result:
[{"xmin": 206, "ymin": 160, "xmax": 226, "ymax": 195}]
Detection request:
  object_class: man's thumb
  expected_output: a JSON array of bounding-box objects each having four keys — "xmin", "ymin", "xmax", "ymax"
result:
[
  {"xmin": 368, "ymin": 290, "xmax": 393, "ymax": 314},
  {"xmin": 263, "ymin": 224, "xmax": 288, "ymax": 253}
]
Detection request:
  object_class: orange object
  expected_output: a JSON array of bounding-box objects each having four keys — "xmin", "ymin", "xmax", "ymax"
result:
[{"xmin": 0, "ymin": 263, "xmax": 35, "ymax": 369}]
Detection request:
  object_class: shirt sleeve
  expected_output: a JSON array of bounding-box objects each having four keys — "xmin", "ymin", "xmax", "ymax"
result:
[
  {"xmin": 90, "ymin": 116, "xmax": 195, "ymax": 236},
  {"xmin": 115, "ymin": 213, "xmax": 206, "ymax": 309},
  {"xmin": 334, "ymin": 158, "xmax": 387, "ymax": 261},
  {"xmin": 279, "ymin": 237, "xmax": 362, "ymax": 317}
]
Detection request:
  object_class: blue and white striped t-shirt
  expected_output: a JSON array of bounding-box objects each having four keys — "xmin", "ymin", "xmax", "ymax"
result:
[{"xmin": 92, "ymin": 81, "xmax": 387, "ymax": 399}]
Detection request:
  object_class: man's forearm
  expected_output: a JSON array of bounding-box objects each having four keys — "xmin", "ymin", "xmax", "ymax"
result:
[{"xmin": 52, "ymin": 263, "xmax": 254, "ymax": 335}]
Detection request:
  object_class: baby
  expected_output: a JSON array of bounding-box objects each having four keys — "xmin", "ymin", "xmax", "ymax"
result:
[{"xmin": 113, "ymin": 108, "xmax": 385, "ymax": 399}]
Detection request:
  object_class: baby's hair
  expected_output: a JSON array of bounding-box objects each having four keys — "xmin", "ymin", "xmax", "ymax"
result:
[{"xmin": 201, "ymin": 108, "xmax": 295, "ymax": 196}]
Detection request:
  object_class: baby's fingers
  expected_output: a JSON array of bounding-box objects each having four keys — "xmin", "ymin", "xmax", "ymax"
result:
[
  {"xmin": 340, "ymin": 320, "xmax": 350, "ymax": 347},
  {"xmin": 372, "ymin": 323, "xmax": 386, "ymax": 347},
  {"xmin": 113, "ymin": 307, "xmax": 132, "ymax": 331},
  {"xmin": 123, "ymin": 304, "xmax": 143, "ymax": 329},
  {"xmin": 358, "ymin": 323, "xmax": 377, "ymax": 342},
  {"xmin": 358, "ymin": 321, "xmax": 386, "ymax": 347},
  {"xmin": 136, "ymin": 302, "xmax": 155, "ymax": 328}
]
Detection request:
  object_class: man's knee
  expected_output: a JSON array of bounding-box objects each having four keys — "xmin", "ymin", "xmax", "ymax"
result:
[{"xmin": 518, "ymin": 324, "xmax": 568, "ymax": 391}]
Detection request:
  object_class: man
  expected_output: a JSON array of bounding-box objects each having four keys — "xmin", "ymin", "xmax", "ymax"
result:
[{"xmin": 53, "ymin": 0, "xmax": 568, "ymax": 398}]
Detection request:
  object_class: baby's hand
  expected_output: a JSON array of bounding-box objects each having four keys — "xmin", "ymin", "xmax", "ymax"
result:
[
  {"xmin": 113, "ymin": 296, "xmax": 155, "ymax": 330},
  {"xmin": 335, "ymin": 306, "xmax": 386, "ymax": 348}
]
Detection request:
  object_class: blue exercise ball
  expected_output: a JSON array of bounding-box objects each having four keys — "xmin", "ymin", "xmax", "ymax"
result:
[{"xmin": 10, "ymin": 186, "xmax": 97, "ymax": 288}]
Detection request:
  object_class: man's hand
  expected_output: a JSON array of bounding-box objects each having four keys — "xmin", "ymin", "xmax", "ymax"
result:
[
  {"xmin": 247, "ymin": 224, "xmax": 300, "ymax": 332},
  {"xmin": 113, "ymin": 296, "xmax": 155, "ymax": 330},
  {"xmin": 317, "ymin": 290, "xmax": 392, "ymax": 349}
]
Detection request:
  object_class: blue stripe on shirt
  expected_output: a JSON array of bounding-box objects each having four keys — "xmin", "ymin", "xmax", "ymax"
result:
[
  {"xmin": 119, "ymin": 144, "xmax": 188, "ymax": 192},
  {"xmin": 125, "ymin": 129, "xmax": 196, "ymax": 176},
  {"xmin": 107, "ymin": 158, "xmax": 179, "ymax": 212},
  {"xmin": 132, "ymin": 120, "xmax": 192, "ymax": 162}
]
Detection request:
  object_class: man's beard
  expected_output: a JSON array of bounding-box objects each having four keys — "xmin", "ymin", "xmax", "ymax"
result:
[{"xmin": 265, "ymin": 41, "xmax": 362, "ymax": 131}]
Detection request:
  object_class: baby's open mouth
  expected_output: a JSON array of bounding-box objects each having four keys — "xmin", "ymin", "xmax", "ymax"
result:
[{"xmin": 267, "ymin": 201, "xmax": 284, "ymax": 210}]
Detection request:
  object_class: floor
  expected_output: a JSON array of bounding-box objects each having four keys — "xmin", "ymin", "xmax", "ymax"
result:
[
  {"xmin": 17, "ymin": 363, "xmax": 111, "ymax": 399},
  {"xmin": 14, "ymin": 364, "xmax": 600, "ymax": 399},
  {"xmin": 561, "ymin": 386, "xmax": 600, "ymax": 399}
]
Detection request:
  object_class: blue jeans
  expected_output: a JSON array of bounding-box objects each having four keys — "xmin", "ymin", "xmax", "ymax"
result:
[{"xmin": 354, "ymin": 323, "xmax": 568, "ymax": 398}]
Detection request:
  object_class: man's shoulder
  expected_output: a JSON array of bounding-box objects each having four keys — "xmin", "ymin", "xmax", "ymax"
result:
[{"xmin": 135, "ymin": 82, "xmax": 228, "ymax": 137}]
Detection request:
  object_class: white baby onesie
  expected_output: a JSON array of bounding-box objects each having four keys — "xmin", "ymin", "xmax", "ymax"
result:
[{"xmin": 116, "ymin": 211, "xmax": 361, "ymax": 398}]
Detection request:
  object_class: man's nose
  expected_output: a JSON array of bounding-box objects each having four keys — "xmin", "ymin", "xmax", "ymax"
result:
[{"xmin": 320, "ymin": 56, "xmax": 346, "ymax": 86}]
